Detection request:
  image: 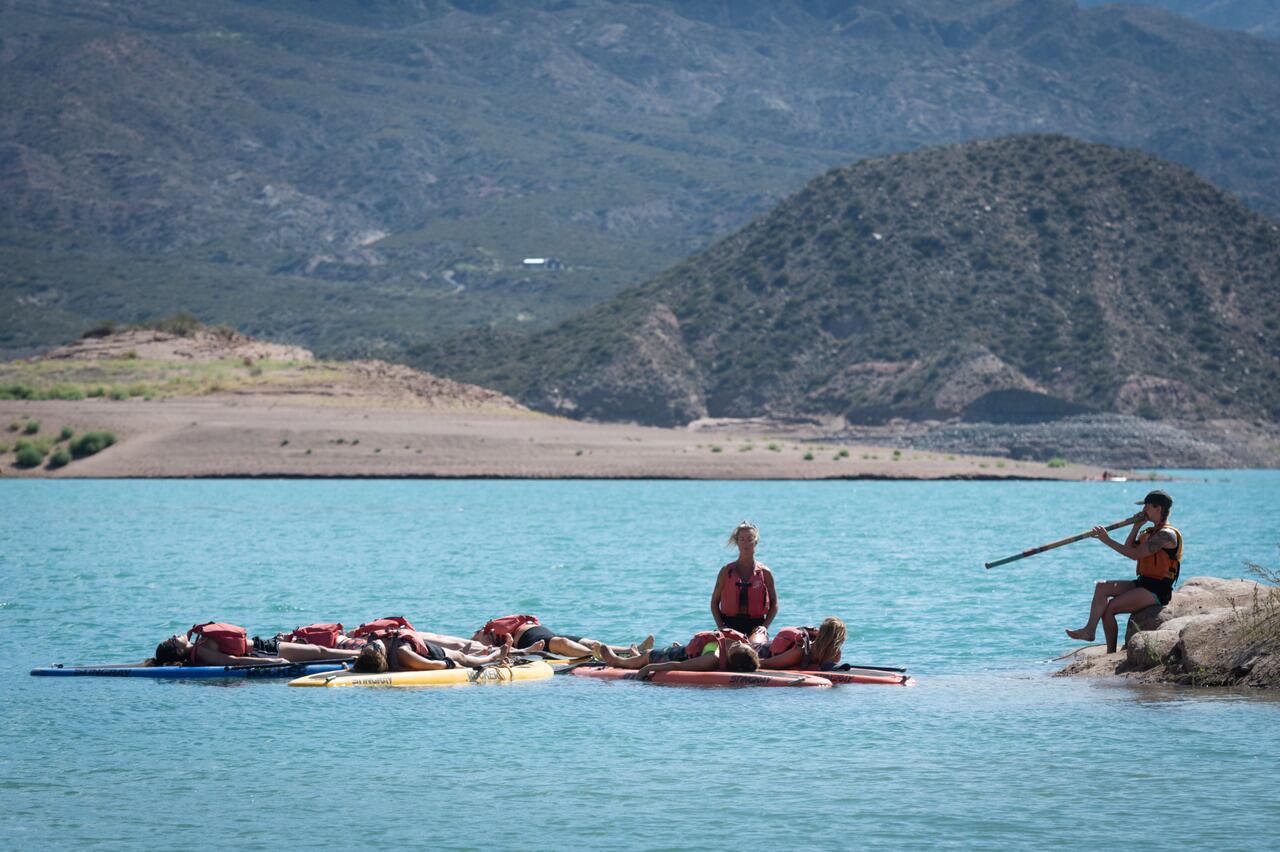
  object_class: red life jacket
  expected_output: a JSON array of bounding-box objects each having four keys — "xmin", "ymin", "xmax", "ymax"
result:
[
  {"xmin": 349, "ymin": 616, "xmax": 415, "ymax": 639},
  {"xmin": 285, "ymin": 623, "xmax": 345, "ymax": 647},
  {"xmin": 482, "ymin": 614, "xmax": 539, "ymax": 641},
  {"xmin": 187, "ymin": 622, "xmax": 249, "ymax": 659},
  {"xmin": 716, "ymin": 562, "xmax": 770, "ymax": 619},
  {"xmin": 686, "ymin": 628, "xmax": 748, "ymax": 670},
  {"xmin": 770, "ymin": 626, "xmax": 816, "ymax": 661}
]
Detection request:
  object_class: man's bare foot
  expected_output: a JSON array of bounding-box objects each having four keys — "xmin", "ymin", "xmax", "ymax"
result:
[
  {"xmin": 523, "ymin": 640, "xmax": 545, "ymax": 655},
  {"xmin": 1065, "ymin": 628, "xmax": 1095, "ymax": 641},
  {"xmin": 637, "ymin": 635, "xmax": 655, "ymax": 654}
]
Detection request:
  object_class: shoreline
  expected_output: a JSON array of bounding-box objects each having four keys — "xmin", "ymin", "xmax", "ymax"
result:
[{"xmin": 0, "ymin": 397, "xmax": 1116, "ymax": 481}]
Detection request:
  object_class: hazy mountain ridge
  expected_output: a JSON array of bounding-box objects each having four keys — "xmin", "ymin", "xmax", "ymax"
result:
[
  {"xmin": 4, "ymin": 0, "xmax": 1280, "ymax": 359},
  {"xmin": 1077, "ymin": 0, "xmax": 1280, "ymax": 38},
  {"xmin": 411, "ymin": 136, "xmax": 1280, "ymax": 429}
]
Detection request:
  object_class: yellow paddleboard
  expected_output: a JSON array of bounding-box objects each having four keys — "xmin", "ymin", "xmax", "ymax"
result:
[{"xmin": 288, "ymin": 660, "xmax": 554, "ymax": 688}]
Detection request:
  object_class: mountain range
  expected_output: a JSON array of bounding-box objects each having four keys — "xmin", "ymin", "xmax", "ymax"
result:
[
  {"xmin": 410, "ymin": 135, "xmax": 1280, "ymax": 428},
  {"xmin": 1077, "ymin": 0, "xmax": 1280, "ymax": 38},
  {"xmin": 4, "ymin": 0, "xmax": 1280, "ymax": 361}
]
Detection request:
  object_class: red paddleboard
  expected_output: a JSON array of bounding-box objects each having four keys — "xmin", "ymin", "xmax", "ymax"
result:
[
  {"xmin": 785, "ymin": 667, "xmax": 916, "ymax": 686},
  {"xmin": 570, "ymin": 665, "xmax": 831, "ymax": 688}
]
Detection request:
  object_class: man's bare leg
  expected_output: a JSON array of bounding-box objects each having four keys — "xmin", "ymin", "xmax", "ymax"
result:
[{"xmin": 1066, "ymin": 580, "xmax": 1135, "ymax": 641}]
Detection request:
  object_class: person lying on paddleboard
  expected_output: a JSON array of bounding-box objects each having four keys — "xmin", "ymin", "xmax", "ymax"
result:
[
  {"xmin": 598, "ymin": 628, "xmax": 761, "ymax": 679},
  {"xmin": 1065, "ymin": 490, "xmax": 1183, "ymax": 653},
  {"xmin": 710, "ymin": 521, "xmax": 778, "ymax": 641},
  {"xmin": 261, "ymin": 617, "xmax": 495, "ymax": 657},
  {"xmin": 754, "ymin": 617, "xmax": 847, "ymax": 670},
  {"xmin": 351, "ymin": 629, "xmax": 531, "ymax": 673},
  {"xmin": 149, "ymin": 622, "xmax": 360, "ymax": 667},
  {"xmin": 472, "ymin": 614, "xmax": 654, "ymax": 660}
]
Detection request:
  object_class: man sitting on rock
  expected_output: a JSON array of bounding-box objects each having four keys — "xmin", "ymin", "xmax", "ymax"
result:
[{"xmin": 1065, "ymin": 490, "xmax": 1182, "ymax": 653}]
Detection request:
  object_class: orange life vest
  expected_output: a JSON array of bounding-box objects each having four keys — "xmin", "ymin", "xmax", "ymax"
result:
[
  {"xmin": 1136, "ymin": 525, "xmax": 1182, "ymax": 581},
  {"xmin": 770, "ymin": 625, "xmax": 843, "ymax": 667},
  {"xmin": 349, "ymin": 616, "xmax": 415, "ymax": 639},
  {"xmin": 770, "ymin": 626, "xmax": 815, "ymax": 660},
  {"xmin": 717, "ymin": 562, "xmax": 770, "ymax": 619},
  {"xmin": 686, "ymin": 628, "xmax": 749, "ymax": 670},
  {"xmin": 285, "ymin": 623, "xmax": 345, "ymax": 647},
  {"xmin": 187, "ymin": 622, "xmax": 249, "ymax": 659},
  {"xmin": 482, "ymin": 614, "xmax": 540, "ymax": 641}
]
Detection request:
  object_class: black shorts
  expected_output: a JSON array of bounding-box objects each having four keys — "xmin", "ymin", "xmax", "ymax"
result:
[
  {"xmin": 647, "ymin": 645, "xmax": 691, "ymax": 664},
  {"xmin": 1134, "ymin": 575, "xmax": 1174, "ymax": 606},
  {"xmin": 720, "ymin": 614, "xmax": 765, "ymax": 634},
  {"xmin": 515, "ymin": 625, "xmax": 584, "ymax": 650}
]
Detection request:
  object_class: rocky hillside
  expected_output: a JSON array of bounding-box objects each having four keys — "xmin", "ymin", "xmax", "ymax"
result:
[
  {"xmin": 1078, "ymin": 0, "xmax": 1280, "ymax": 39},
  {"xmin": 5, "ymin": 0, "xmax": 1280, "ymax": 358},
  {"xmin": 2, "ymin": 322, "xmax": 525, "ymax": 412},
  {"xmin": 413, "ymin": 136, "xmax": 1280, "ymax": 428}
]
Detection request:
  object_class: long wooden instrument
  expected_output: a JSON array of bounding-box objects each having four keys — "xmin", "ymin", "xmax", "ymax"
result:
[{"xmin": 984, "ymin": 516, "xmax": 1137, "ymax": 569}]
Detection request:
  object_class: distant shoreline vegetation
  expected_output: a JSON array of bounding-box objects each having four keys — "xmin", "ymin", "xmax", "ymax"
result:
[
  {"xmin": 0, "ymin": 313, "xmax": 332, "ymax": 402},
  {"xmin": 3, "ymin": 416, "xmax": 116, "ymax": 471}
]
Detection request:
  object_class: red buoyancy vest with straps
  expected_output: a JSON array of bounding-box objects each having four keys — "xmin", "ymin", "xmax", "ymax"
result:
[
  {"xmin": 686, "ymin": 628, "xmax": 749, "ymax": 670},
  {"xmin": 770, "ymin": 626, "xmax": 816, "ymax": 661},
  {"xmin": 482, "ymin": 614, "xmax": 540, "ymax": 641},
  {"xmin": 349, "ymin": 616, "xmax": 415, "ymax": 639},
  {"xmin": 1137, "ymin": 525, "xmax": 1183, "ymax": 582},
  {"xmin": 716, "ymin": 562, "xmax": 770, "ymax": 619},
  {"xmin": 187, "ymin": 622, "xmax": 249, "ymax": 658},
  {"xmin": 285, "ymin": 623, "xmax": 345, "ymax": 647}
]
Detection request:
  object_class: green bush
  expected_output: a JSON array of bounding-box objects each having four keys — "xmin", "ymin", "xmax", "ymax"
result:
[
  {"xmin": 80, "ymin": 320, "xmax": 118, "ymax": 339},
  {"xmin": 69, "ymin": 431, "xmax": 117, "ymax": 459},
  {"xmin": 0, "ymin": 384, "xmax": 35, "ymax": 400},
  {"xmin": 147, "ymin": 311, "xmax": 202, "ymax": 337},
  {"xmin": 47, "ymin": 449, "xmax": 71, "ymax": 469},
  {"xmin": 0, "ymin": 441, "xmax": 7, "ymax": 453},
  {"xmin": 87, "ymin": 386, "xmax": 106, "ymax": 398},
  {"xmin": 803, "ymin": 451, "xmax": 814, "ymax": 461},
  {"xmin": 46, "ymin": 384, "xmax": 86, "ymax": 401},
  {"xmin": 59, "ymin": 426, "xmax": 74, "ymax": 441},
  {"xmin": 1047, "ymin": 457, "xmax": 1068, "ymax": 468},
  {"xmin": 23, "ymin": 420, "xmax": 39, "ymax": 435},
  {"xmin": 108, "ymin": 388, "xmax": 129, "ymax": 401},
  {"xmin": 15, "ymin": 444, "xmax": 44, "ymax": 468}
]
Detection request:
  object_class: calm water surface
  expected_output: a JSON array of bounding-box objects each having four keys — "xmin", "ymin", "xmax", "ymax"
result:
[{"xmin": 2, "ymin": 473, "xmax": 1279, "ymax": 849}]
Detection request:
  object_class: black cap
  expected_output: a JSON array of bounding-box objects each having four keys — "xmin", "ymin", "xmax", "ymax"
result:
[{"xmin": 1136, "ymin": 490, "xmax": 1172, "ymax": 510}]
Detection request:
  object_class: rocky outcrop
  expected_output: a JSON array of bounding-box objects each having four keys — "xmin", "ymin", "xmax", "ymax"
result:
[
  {"xmin": 1057, "ymin": 577, "xmax": 1280, "ymax": 687},
  {"xmin": 45, "ymin": 329, "xmax": 314, "ymax": 364}
]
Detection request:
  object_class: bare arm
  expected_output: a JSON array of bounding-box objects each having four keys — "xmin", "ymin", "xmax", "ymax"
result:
[
  {"xmin": 193, "ymin": 645, "xmax": 286, "ymax": 666},
  {"xmin": 1095, "ymin": 525, "xmax": 1173, "ymax": 562},
  {"xmin": 762, "ymin": 568, "xmax": 779, "ymax": 629},
  {"xmin": 393, "ymin": 646, "xmax": 451, "ymax": 672},
  {"xmin": 639, "ymin": 651, "xmax": 720, "ymax": 679},
  {"xmin": 757, "ymin": 644, "xmax": 803, "ymax": 670},
  {"xmin": 710, "ymin": 566, "xmax": 728, "ymax": 630},
  {"xmin": 1123, "ymin": 514, "xmax": 1145, "ymax": 548}
]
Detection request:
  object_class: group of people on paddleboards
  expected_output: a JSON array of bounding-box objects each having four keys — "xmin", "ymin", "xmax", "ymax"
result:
[
  {"xmin": 146, "ymin": 494, "xmax": 1178, "ymax": 676},
  {"xmin": 146, "ymin": 521, "xmax": 848, "ymax": 679}
]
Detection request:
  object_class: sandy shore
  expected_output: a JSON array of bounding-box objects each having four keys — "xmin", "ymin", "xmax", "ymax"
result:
[{"xmin": 1, "ymin": 397, "xmax": 1113, "ymax": 479}]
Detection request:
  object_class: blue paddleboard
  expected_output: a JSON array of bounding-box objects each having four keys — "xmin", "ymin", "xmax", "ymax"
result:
[{"xmin": 31, "ymin": 662, "xmax": 349, "ymax": 679}]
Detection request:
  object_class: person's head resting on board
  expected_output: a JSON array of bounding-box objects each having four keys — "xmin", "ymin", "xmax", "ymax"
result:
[
  {"xmin": 1137, "ymin": 490, "xmax": 1173, "ymax": 525},
  {"xmin": 722, "ymin": 640, "xmax": 761, "ymax": 672},
  {"xmin": 353, "ymin": 639, "xmax": 391, "ymax": 674}
]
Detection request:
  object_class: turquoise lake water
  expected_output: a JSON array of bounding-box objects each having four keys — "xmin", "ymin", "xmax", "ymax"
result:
[{"xmin": 3, "ymin": 473, "xmax": 1279, "ymax": 849}]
